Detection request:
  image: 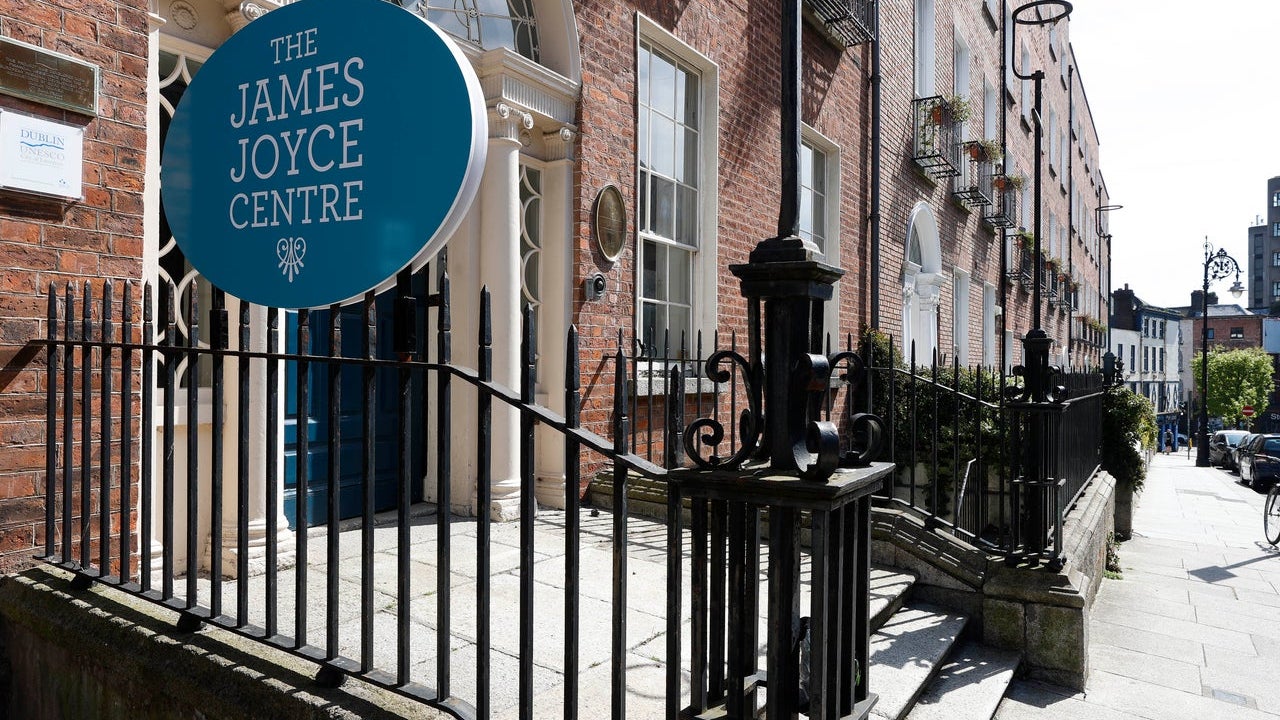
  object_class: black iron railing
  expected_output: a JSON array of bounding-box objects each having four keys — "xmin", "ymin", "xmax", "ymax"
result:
[
  {"xmin": 805, "ymin": 0, "xmax": 876, "ymax": 46},
  {"xmin": 953, "ymin": 142, "xmax": 996, "ymax": 208},
  {"xmin": 984, "ymin": 179, "xmax": 1019, "ymax": 229},
  {"xmin": 38, "ymin": 276, "xmax": 882, "ymax": 720},
  {"xmin": 912, "ymin": 96, "xmax": 962, "ymax": 179},
  {"xmin": 851, "ymin": 334, "xmax": 1104, "ymax": 565},
  {"xmin": 1011, "ymin": 245, "xmax": 1036, "ymax": 288}
]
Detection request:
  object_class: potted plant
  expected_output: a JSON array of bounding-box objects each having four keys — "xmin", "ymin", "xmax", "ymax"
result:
[
  {"xmin": 994, "ymin": 173, "xmax": 1025, "ymax": 193},
  {"xmin": 1017, "ymin": 230, "xmax": 1035, "ymax": 252},
  {"xmin": 943, "ymin": 94, "xmax": 972, "ymax": 123},
  {"xmin": 969, "ymin": 138, "xmax": 1003, "ymax": 162}
]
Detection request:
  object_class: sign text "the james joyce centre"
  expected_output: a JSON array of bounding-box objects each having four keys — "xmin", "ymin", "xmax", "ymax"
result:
[{"xmin": 162, "ymin": 0, "xmax": 486, "ymax": 309}]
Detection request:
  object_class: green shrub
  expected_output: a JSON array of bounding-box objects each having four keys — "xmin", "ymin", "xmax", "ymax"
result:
[{"xmin": 1100, "ymin": 387, "xmax": 1156, "ymax": 492}]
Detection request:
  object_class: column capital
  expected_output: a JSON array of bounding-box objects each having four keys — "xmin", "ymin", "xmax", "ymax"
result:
[
  {"xmin": 489, "ymin": 102, "xmax": 534, "ymax": 144},
  {"xmin": 542, "ymin": 127, "xmax": 576, "ymax": 162},
  {"xmin": 223, "ymin": 0, "xmax": 273, "ymax": 32}
]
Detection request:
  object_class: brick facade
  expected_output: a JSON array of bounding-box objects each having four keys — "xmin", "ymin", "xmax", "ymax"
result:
[
  {"xmin": 0, "ymin": 0, "xmax": 1113, "ymax": 566},
  {"xmin": 0, "ymin": 0, "xmax": 148, "ymax": 572}
]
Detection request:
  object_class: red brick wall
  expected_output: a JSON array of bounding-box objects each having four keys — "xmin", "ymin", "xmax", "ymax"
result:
[
  {"xmin": 569, "ymin": 0, "xmax": 872, "ymax": 446},
  {"xmin": 0, "ymin": 0, "xmax": 147, "ymax": 572}
]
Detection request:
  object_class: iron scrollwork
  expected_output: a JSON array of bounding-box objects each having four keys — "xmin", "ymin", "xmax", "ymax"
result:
[
  {"xmin": 829, "ymin": 350, "xmax": 885, "ymax": 468},
  {"xmin": 683, "ymin": 349, "xmax": 762, "ymax": 469},
  {"xmin": 681, "ymin": 345, "xmax": 886, "ymax": 481}
]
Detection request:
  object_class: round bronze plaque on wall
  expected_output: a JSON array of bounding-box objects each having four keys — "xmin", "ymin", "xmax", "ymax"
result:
[{"xmin": 593, "ymin": 184, "xmax": 626, "ymax": 262}]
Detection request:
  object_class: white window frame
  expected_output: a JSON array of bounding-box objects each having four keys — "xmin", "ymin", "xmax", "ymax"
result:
[
  {"xmin": 953, "ymin": 28, "xmax": 970, "ymax": 138},
  {"xmin": 635, "ymin": 15, "xmax": 720, "ymax": 360},
  {"xmin": 953, "ymin": 268, "xmax": 971, "ymax": 366},
  {"xmin": 1019, "ymin": 47, "xmax": 1031, "ymax": 122},
  {"xmin": 982, "ymin": 78, "xmax": 997, "ymax": 142},
  {"xmin": 982, "ymin": 282, "xmax": 997, "ymax": 368},
  {"xmin": 801, "ymin": 125, "xmax": 841, "ymax": 343},
  {"xmin": 914, "ymin": 0, "xmax": 937, "ymax": 97}
]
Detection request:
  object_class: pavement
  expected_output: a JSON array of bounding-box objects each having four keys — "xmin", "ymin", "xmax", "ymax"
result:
[{"xmin": 996, "ymin": 451, "xmax": 1280, "ymax": 719}]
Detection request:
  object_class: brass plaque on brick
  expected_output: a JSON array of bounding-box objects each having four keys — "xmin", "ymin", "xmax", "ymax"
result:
[{"xmin": 0, "ymin": 37, "xmax": 98, "ymax": 116}]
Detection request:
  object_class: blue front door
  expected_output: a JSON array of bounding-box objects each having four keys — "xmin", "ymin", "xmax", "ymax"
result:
[{"xmin": 283, "ymin": 277, "xmax": 429, "ymax": 528}]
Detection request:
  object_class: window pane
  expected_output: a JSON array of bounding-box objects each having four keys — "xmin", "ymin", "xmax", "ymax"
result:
[
  {"xmin": 679, "ymin": 127, "xmax": 698, "ymax": 184},
  {"xmin": 800, "ymin": 187, "xmax": 814, "ymax": 238},
  {"xmin": 676, "ymin": 184, "xmax": 697, "ymax": 246},
  {"xmin": 641, "ymin": 302, "xmax": 659, "ymax": 353},
  {"xmin": 650, "ymin": 175, "xmax": 675, "ymax": 239},
  {"xmin": 639, "ymin": 45, "xmax": 650, "ymax": 107},
  {"xmin": 667, "ymin": 305, "xmax": 691, "ymax": 355},
  {"xmin": 811, "ymin": 148, "xmax": 825, "ymax": 194},
  {"xmin": 669, "ymin": 246, "xmax": 691, "ymax": 304},
  {"xmin": 638, "ymin": 111, "xmax": 649, "ymax": 171},
  {"xmin": 642, "ymin": 239, "xmax": 658, "ymax": 299},
  {"xmin": 653, "ymin": 241, "xmax": 669, "ymax": 301},
  {"xmin": 638, "ymin": 169, "xmax": 649, "ymax": 233},
  {"xmin": 651, "ymin": 51, "xmax": 676, "ymax": 118},
  {"xmin": 680, "ymin": 68, "xmax": 699, "ymax": 124},
  {"xmin": 651, "ymin": 117, "xmax": 675, "ymax": 177}
]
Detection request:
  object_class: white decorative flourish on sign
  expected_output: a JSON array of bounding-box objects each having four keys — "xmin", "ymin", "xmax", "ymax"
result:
[{"xmin": 277, "ymin": 236, "xmax": 306, "ymax": 282}]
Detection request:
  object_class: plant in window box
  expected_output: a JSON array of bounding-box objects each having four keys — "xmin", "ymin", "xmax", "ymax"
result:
[
  {"xmin": 993, "ymin": 173, "xmax": 1025, "ymax": 193},
  {"xmin": 927, "ymin": 94, "xmax": 972, "ymax": 125},
  {"xmin": 969, "ymin": 138, "xmax": 1003, "ymax": 162},
  {"xmin": 1044, "ymin": 256, "xmax": 1060, "ymax": 273},
  {"xmin": 1017, "ymin": 230, "xmax": 1035, "ymax": 252}
]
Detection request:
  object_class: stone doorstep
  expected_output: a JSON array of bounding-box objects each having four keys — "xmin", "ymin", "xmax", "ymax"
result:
[
  {"xmin": 868, "ymin": 602, "xmax": 971, "ymax": 720},
  {"xmin": 904, "ymin": 641, "xmax": 1021, "ymax": 720}
]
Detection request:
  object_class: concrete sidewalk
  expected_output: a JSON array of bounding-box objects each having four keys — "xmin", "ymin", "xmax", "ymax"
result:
[{"xmin": 997, "ymin": 452, "xmax": 1280, "ymax": 719}]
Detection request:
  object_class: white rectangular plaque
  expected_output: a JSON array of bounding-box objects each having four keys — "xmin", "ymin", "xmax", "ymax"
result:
[{"xmin": 0, "ymin": 110, "xmax": 83, "ymax": 200}]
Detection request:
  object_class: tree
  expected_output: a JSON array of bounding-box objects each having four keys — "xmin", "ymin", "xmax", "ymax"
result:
[{"xmin": 1192, "ymin": 347, "xmax": 1275, "ymax": 428}]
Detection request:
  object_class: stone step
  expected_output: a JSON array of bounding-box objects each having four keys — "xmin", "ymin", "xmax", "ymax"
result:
[
  {"xmin": 904, "ymin": 641, "xmax": 1020, "ymax": 720},
  {"xmin": 868, "ymin": 602, "xmax": 970, "ymax": 720},
  {"xmin": 869, "ymin": 566, "xmax": 917, "ymax": 632}
]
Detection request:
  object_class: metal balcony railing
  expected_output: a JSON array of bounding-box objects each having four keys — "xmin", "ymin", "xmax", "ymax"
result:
[
  {"xmin": 913, "ymin": 96, "xmax": 962, "ymax": 179},
  {"xmin": 1044, "ymin": 265, "xmax": 1060, "ymax": 302},
  {"xmin": 953, "ymin": 142, "xmax": 996, "ymax": 208},
  {"xmin": 805, "ymin": 0, "xmax": 876, "ymax": 47},
  {"xmin": 984, "ymin": 177, "xmax": 1019, "ymax": 229}
]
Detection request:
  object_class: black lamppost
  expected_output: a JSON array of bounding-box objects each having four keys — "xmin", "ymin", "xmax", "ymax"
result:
[
  {"xmin": 1195, "ymin": 238, "xmax": 1244, "ymax": 466},
  {"xmin": 1009, "ymin": 0, "xmax": 1071, "ymax": 561},
  {"xmin": 1096, "ymin": 202, "xmax": 1122, "ymax": 352}
]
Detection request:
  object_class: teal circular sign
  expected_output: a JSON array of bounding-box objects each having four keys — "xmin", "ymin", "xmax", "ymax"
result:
[{"xmin": 161, "ymin": 0, "xmax": 486, "ymax": 308}]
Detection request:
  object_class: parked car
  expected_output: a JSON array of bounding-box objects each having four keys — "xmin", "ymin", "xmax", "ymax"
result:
[
  {"xmin": 1227, "ymin": 433, "xmax": 1260, "ymax": 472},
  {"xmin": 1208, "ymin": 430, "xmax": 1250, "ymax": 467},
  {"xmin": 1238, "ymin": 434, "xmax": 1280, "ymax": 490}
]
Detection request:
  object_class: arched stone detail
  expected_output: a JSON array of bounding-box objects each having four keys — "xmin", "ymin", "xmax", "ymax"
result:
[{"xmin": 902, "ymin": 202, "xmax": 944, "ymax": 365}]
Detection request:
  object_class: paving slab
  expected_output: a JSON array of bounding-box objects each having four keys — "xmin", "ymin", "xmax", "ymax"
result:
[{"xmin": 998, "ymin": 454, "xmax": 1280, "ymax": 718}]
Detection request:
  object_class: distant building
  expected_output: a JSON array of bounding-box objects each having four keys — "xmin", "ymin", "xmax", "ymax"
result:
[
  {"xmin": 1247, "ymin": 176, "xmax": 1280, "ymax": 314},
  {"xmin": 1111, "ymin": 285, "xmax": 1183, "ymax": 437}
]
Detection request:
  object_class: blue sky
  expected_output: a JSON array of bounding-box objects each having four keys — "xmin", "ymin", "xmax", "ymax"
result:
[{"xmin": 1067, "ymin": 1, "xmax": 1280, "ymax": 310}]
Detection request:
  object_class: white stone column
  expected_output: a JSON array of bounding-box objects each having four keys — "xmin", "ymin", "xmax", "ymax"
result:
[
  {"xmin": 479, "ymin": 102, "xmax": 532, "ymax": 520},
  {"xmin": 209, "ymin": 300, "xmax": 295, "ymax": 576},
  {"xmin": 145, "ymin": 9, "xmax": 165, "ymax": 578},
  {"xmin": 534, "ymin": 127, "xmax": 575, "ymax": 508}
]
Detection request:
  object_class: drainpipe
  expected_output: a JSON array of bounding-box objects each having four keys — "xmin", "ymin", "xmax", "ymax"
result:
[
  {"xmin": 869, "ymin": 5, "xmax": 882, "ymax": 329},
  {"xmin": 1066, "ymin": 64, "xmax": 1074, "ymax": 367},
  {"xmin": 999, "ymin": 0, "xmax": 1008, "ymax": 371}
]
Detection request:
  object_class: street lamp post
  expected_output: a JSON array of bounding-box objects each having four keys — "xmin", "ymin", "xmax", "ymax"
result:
[
  {"xmin": 1195, "ymin": 238, "xmax": 1244, "ymax": 467},
  {"xmin": 1095, "ymin": 201, "xmax": 1122, "ymax": 353},
  {"xmin": 1008, "ymin": 0, "xmax": 1072, "ymax": 565}
]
